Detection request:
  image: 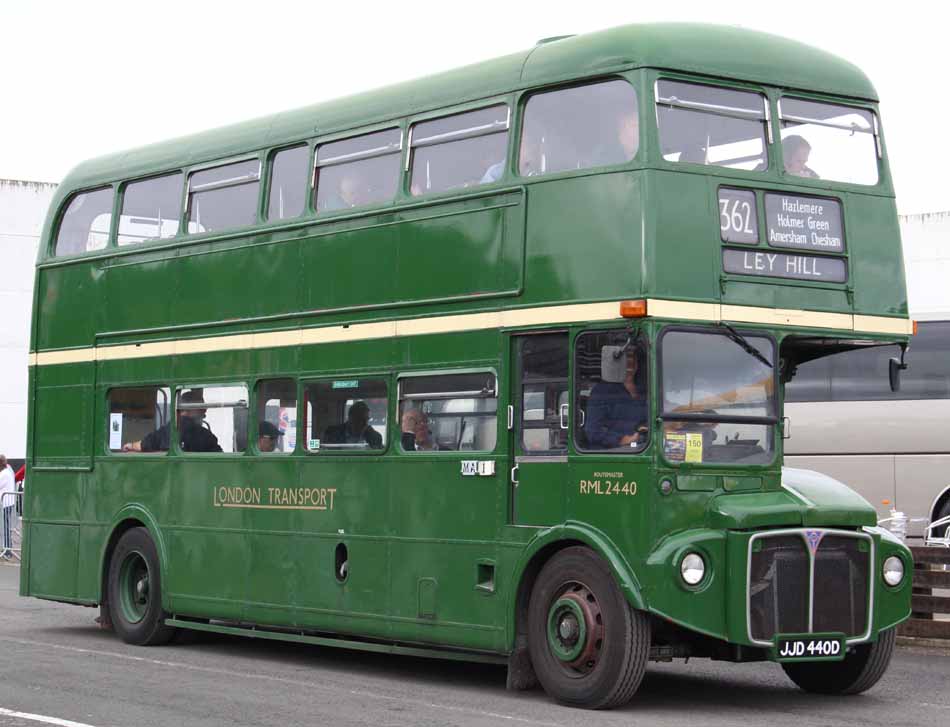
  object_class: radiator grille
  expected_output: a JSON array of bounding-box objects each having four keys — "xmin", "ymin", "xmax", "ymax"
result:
[
  {"xmin": 747, "ymin": 530, "xmax": 872, "ymax": 643},
  {"xmin": 813, "ymin": 535, "xmax": 870, "ymax": 637},
  {"xmin": 749, "ymin": 535, "xmax": 809, "ymax": 641}
]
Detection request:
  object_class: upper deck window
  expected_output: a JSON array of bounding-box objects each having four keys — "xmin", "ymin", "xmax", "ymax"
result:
[
  {"xmin": 268, "ymin": 145, "xmax": 309, "ymax": 221},
  {"xmin": 315, "ymin": 128, "xmax": 401, "ymax": 213},
  {"xmin": 54, "ymin": 187, "xmax": 113, "ymax": 256},
  {"xmin": 519, "ymin": 79, "xmax": 639, "ymax": 177},
  {"xmin": 410, "ymin": 105, "xmax": 509, "ymax": 196},
  {"xmin": 187, "ymin": 159, "xmax": 260, "ymax": 234},
  {"xmin": 779, "ymin": 98, "xmax": 879, "ymax": 185},
  {"xmin": 118, "ymin": 172, "xmax": 183, "ymax": 246},
  {"xmin": 656, "ymin": 80, "xmax": 769, "ymax": 171}
]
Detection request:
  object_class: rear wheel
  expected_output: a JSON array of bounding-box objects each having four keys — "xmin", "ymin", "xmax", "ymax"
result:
[
  {"xmin": 527, "ymin": 546, "xmax": 650, "ymax": 709},
  {"xmin": 107, "ymin": 527, "xmax": 176, "ymax": 646},
  {"xmin": 782, "ymin": 628, "xmax": 896, "ymax": 695}
]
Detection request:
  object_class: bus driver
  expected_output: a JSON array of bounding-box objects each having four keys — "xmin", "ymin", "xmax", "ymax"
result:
[{"xmin": 584, "ymin": 347, "xmax": 648, "ymax": 449}]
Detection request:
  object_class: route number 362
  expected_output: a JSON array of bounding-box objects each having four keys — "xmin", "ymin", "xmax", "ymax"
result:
[{"xmin": 719, "ymin": 197, "xmax": 755, "ymax": 236}]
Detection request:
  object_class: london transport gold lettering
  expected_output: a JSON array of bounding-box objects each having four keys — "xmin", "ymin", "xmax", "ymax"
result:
[{"xmin": 213, "ymin": 485, "xmax": 337, "ymax": 510}]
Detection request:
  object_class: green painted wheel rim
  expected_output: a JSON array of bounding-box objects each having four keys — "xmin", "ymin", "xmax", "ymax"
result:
[
  {"xmin": 547, "ymin": 596, "xmax": 588, "ymax": 663},
  {"xmin": 118, "ymin": 550, "xmax": 150, "ymax": 625}
]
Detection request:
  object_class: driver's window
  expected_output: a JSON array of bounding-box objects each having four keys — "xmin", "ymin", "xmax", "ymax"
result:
[{"xmin": 574, "ymin": 330, "xmax": 649, "ymax": 453}]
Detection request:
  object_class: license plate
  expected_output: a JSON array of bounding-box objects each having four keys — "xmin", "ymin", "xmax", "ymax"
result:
[{"xmin": 774, "ymin": 634, "xmax": 845, "ymax": 662}]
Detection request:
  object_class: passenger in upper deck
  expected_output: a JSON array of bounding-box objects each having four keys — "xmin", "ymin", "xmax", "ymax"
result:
[
  {"xmin": 587, "ymin": 108, "xmax": 639, "ymax": 167},
  {"xmin": 783, "ymin": 135, "xmax": 818, "ymax": 179},
  {"xmin": 321, "ymin": 173, "xmax": 369, "ymax": 211}
]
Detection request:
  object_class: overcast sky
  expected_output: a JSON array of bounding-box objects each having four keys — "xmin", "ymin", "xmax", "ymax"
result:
[{"xmin": 0, "ymin": 1, "xmax": 944, "ymax": 214}]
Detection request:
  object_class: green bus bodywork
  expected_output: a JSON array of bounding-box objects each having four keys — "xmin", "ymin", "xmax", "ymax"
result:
[{"xmin": 23, "ymin": 22, "xmax": 912, "ymax": 707}]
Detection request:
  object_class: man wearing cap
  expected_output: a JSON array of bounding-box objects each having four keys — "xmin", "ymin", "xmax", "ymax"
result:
[
  {"xmin": 123, "ymin": 389, "xmax": 222, "ymax": 453},
  {"xmin": 258, "ymin": 420, "xmax": 283, "ymax": 453},
  {"xmin": 323, "ymin": 400, "xmax": 383, "ymax": 449}
]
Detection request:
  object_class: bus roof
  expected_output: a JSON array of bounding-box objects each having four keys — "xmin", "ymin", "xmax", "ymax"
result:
[{"xmin": 60, "ymin": 22, "xmax": 877, "ymax": 193}]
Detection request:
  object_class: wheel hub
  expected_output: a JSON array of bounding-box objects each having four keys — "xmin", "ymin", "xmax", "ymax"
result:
[{"xmin": 546, "ymin": 585, "xmax": 605, "ymax": 672}]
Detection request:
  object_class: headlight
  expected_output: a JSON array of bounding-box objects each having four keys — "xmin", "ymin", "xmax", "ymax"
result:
[
  {"xmin": 882, "ymin": 556, "xmax": 904, "ymax": 587},
  {"xmin": 680, "ymin": 552, "xmax": 706, "ymax": 586}
]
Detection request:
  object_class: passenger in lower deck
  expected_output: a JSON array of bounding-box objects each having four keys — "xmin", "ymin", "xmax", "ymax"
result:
[
  {"xmin": 123, "ymin": 389, "xmax": 222, "ymax": 453},
  {"xmin": 400, "ymin": 408, "xmax": 437, "ymax": 451},
  {"xmin": 322, "ymin": 400, "xmax": 383, "ymax": 448}
]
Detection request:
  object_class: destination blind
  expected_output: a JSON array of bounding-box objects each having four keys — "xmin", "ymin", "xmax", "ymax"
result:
[
  {"xmin": 722, "ymin": 248, "xmax": 847, "ymax": 283},
  {"xmin": 765, "ymin": 193, "xmax": 844, "ymax": 253}
]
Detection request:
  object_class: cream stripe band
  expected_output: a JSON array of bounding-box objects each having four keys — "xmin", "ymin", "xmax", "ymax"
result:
[{"xmin": 29, "ymin": 299, "xmax": 913, "ymax": 367}]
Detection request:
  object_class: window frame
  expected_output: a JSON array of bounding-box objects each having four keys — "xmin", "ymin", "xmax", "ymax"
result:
[
  {"xmin": 301, "ymin": 374, "xmax": 391, "ymax": 455},
  {"xmin": 104, "ymin": 384, "xmax": 172, "ymax": 456},
  {"xmin": 517, "ymin": 75, "xmax": 642, "ymax": 181},
  {"xmin": 264, "ymin": 143, "xmax": 312, "ymax": 223},
  {"xmin": 396, "ymin": 368, "xmax": 500, "ymax": 454},
  {"xmin": 656, "ymin": 324, "xmax": 779, "ymax": 468},
  {"xmin": 572, "ymin": 326, "xmax": 653, "ymax": 456},
  {"xmin": 253, "ymin": 377, "xmax": 300, "ymax": 455},
  {"xmin": 172, "ymin": 382, "xmax": 250, "ymax": 456},
  {"xmin": 116, "ymin": 170, "xmax": 186, "ymax": 248},
  {"xmin": 184, "ymin": 155, "xmax": 264, "ymax": 237},
  {"xmin": 312, "ymin": 126, "xmax": 404, "ymax": 214},
  {"xmin": 406, "ymin": 100, "xmax": 512, "ymax": 199},
  {"xmin": 52, "ymin": 184, "xmax": 117, "ymax": 258},
  {"xmin": 654, "ymin": 75, "xmax": 773, "ymax": 172},
  {"xmin": 777, "ymin": 95, "xmax": 882, "ymax": 186}
]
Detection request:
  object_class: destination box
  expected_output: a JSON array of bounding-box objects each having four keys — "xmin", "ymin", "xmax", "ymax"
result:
[
  {"xmin": 723, "ymin": 248, "xmax": 847, "ymax": 283},
  {"xmin": 764, "ymin": 193, "xmax": 844, "ymax": 253}
]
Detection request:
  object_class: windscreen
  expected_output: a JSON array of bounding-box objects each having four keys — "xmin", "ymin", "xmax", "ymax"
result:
[{"xmin": 661, "ymin": 329, "xmax": 776, "ymax": 465}]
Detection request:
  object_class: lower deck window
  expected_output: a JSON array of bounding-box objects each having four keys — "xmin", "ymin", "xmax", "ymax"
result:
[
  {"xmin": 175, "ymin": 385, "xmax": 248, "ymax": 453},
  {"xmin": 108, "ymin": 387, "xmax": 170, "ymax": 452},
  {"xmin": 398, "ymin": 372, "xmax": 497, "ymax": 452},
  {"xmin": 304, "ymin": 379, "xmax": 388, "ymax": 452}
]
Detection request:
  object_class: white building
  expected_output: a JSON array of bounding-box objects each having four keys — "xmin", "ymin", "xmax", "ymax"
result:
[
  {"xmin": 0, "ymin": 180, "xmax": 57, "ymax": 462},
  {"xmin": 900, "ymin": 211, "xmax": 950, "ymax": 320}
]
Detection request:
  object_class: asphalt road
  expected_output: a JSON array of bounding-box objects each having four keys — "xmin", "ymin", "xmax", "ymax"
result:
[{"xmin": 0, "ymin": 564, "xmax": 946, "ymax": 727}]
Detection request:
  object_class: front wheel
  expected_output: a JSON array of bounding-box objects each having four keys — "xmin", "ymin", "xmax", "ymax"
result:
[
  {"xmin": 528, "ymin": 546, "xmax": 650, "ymax": 709},
  {"xmin": 782, "ymin": 628, "xmax": 896, "ymax": 695},
  {"xmin": 107, "ymin": 527, "xmax": 176, "ymax": 646}
]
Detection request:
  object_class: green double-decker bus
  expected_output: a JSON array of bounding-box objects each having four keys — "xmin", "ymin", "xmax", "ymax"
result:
[{"xmin": 22, "ymin": 23, "xmax": 913, "ymax": 708}]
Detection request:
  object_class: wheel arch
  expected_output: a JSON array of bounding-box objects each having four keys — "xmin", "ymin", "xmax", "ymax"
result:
[
  {"xmin": 506, "ymin": 522, "xmax": 646, "ymax": 651},
  {"xmin": 99, "ymin": 506, "xmax": 168, "ymax": 608}
]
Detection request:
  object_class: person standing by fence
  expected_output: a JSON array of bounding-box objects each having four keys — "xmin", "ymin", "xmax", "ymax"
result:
[{"xmin": 0, "ymin": 456, "xmax": 14, "ymax": 559}]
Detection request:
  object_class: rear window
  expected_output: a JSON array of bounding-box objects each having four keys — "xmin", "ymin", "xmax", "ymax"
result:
[{"xmin": 54, "ymin": 187, "xmax": 113, "ymax": 256}]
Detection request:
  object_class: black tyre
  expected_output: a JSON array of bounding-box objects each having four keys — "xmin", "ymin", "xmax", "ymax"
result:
[
  {"xmin": 107, "ymin": 527, "xmax": 176, "ymax": 646},
  {"xmin": 933, "ymin": 499, "xmax": 950, "ymax": 539},
  {"xmin": 782, "ymin": 628, "xmax": 896, "ymax": 695},
  {"xmin": 527, "ymin": 546, "xmax": 650, "ymax": 709}
]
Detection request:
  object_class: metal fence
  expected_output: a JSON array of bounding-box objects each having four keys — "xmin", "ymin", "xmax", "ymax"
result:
[{"xmin": 0, "ymin": 491, "xmax": 22, "ymax": 562}]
